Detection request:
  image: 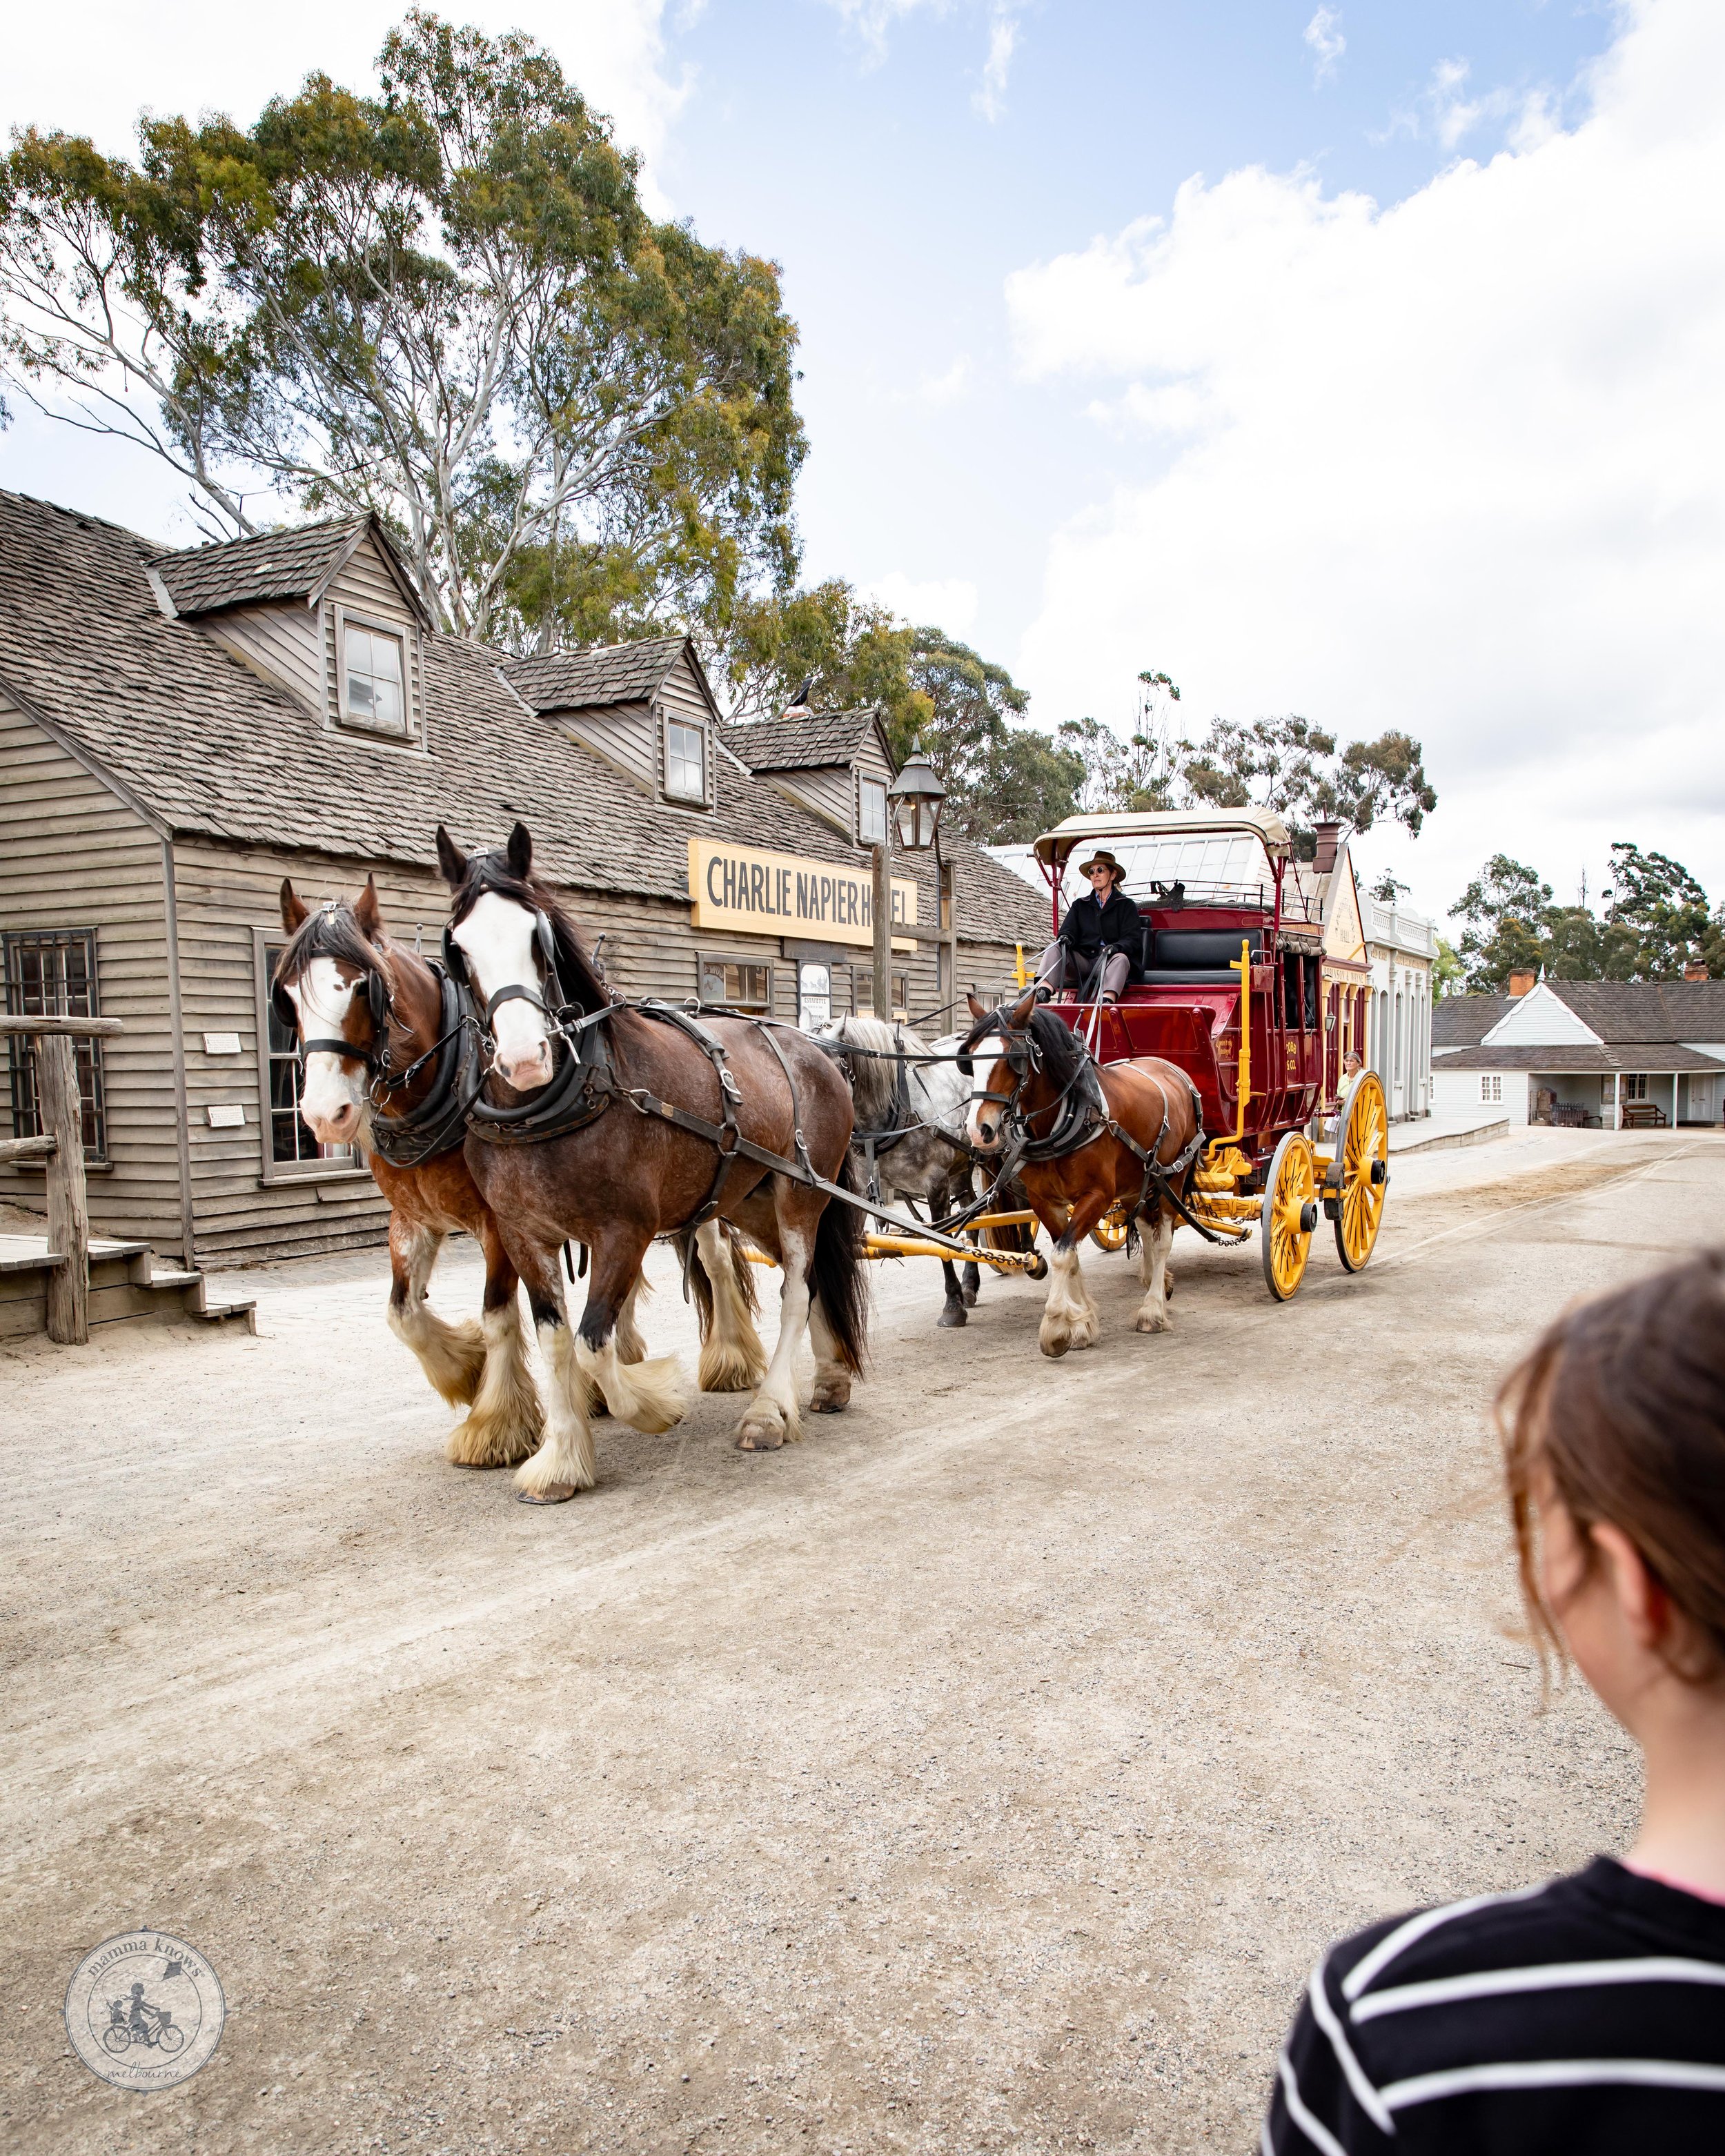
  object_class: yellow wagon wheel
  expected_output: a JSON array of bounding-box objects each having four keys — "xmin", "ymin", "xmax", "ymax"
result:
[
  {"xmin": 1260, "ymin": 1131, "xmax": 1318, "ymax": 1302},
  {"xmin": 1332, "ymin": 1068, "xmax": 1390, "ymax": 1272},
  {"xmin": 1090, "ymin": 1205, "xmax": 1130, "ymax": 1253}
]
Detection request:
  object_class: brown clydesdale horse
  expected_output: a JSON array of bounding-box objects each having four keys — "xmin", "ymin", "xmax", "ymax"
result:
[
  {"xmin": 274, "ymin": 879, "xmax": 544, "ymax": 1467},
  {"xmin": 439, "ymin": 822, "xmax": 868, "ymax": 1501},
  {"xmin": 963, "ymin": 988, "xmax": 1201, "ymax": 1358}
]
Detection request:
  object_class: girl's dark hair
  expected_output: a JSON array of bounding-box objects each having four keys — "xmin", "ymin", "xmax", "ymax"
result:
[{"xmin": 1498, "ymin": 1249, "xmax": 1725, "ymax": 1681}]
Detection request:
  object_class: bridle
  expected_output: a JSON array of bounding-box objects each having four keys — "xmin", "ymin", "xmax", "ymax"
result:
[
  {"xmin": 969, "ymin": 1013, "xmax": 1102, "ymax": 1163},
  {"xmin": 272, "ymin": 906, "xmax": 395, "ymax": 1078},
  {"xmin": 442, "ymin": 878, "xmax": 573, "ymax": 1049}
]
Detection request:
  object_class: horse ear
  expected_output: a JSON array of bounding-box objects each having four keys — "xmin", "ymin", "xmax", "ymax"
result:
[
  {"xmin": 965, "ymin": 991, "xmax": 989, "ymax": 1023},
  {"xmin": 435, "ymin": 825, "xmax": 467, "ymax": 887},
  {"xmin": 353, "ymin": 876, "xmax": 382, "ymax": 939},
  {"xmin": 506, "ymin": 821, "xmax": 533, "ymax": 879},
  {"xmin": 281, "ymin": 878, "xmax": 308, "ymax": 933},
  {"xmin": 1007, "ymin": 987, "xmax": 1038, "ymax": 1027}
]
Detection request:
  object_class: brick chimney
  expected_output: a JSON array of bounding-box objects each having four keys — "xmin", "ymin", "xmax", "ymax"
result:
[
  {"xmin": 1685, "ymin": 960, "xmax": 1710, "ymax": 982},
  {"xmin": 1311, "ymin": 820, "xmax": 1343, "ymax": 875},
  {"xmin": 1508, "ymin": 968, "xmax": 1537, "ymax": 998}
]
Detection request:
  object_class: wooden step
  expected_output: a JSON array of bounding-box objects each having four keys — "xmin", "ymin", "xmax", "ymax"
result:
[{"xmin": 0, "ymin": 1235, "xmax": 256, "ymax": 1338}]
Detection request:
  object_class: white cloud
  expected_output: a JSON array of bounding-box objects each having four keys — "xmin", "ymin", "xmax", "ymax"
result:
[
  {"xmin": 1304, "ymin": 7, "xmax": 1346, "ymax": 88},
  {"xmin": 974, "ymin": 8, "xmax": 1020, "ymax": 121},
  {"xmin": 0, "ymin": 1, "xmax": 688, "ymax": 200},
  {"xmin": 1006, "ymin": 0, "xmax": 1725, "ymax": 919},
  {"xmin": 915, "ymin": 356, "xmax": 974, "ymax": 404},
  {"xmin": 862, "ymin": 572, "xmax": 980, "ymax": 637}
]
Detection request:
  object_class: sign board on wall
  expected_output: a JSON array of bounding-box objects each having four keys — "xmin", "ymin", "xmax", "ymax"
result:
[{"xmin": 689, "ymin": 838, "xmax": 918, "ymax": 949}]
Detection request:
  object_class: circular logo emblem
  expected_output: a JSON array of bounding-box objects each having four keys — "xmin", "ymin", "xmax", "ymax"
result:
[{"xmin": 64, "ymin": 1932, "xmax": 225, "ymax": 2091}]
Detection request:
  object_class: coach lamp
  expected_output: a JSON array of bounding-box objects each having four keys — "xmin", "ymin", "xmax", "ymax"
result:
[{"xmin": 888, "ymin": 754, "xmax": 946, "ymax": 851}]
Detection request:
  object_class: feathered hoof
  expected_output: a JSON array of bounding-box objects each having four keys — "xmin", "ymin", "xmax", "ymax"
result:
[
  {"xmin": 698, "ymin": 1341, "xmax": 769, "ymax": 1394},
  {"xmin": 516, "ymin": 1483, "xmax": 579, "ymax": 1505},
  {"xmin": 445, "ymin": 1413, "xmax": 536, "ymax": 1469},
  {"xmin": 1039, "ymin": 1324, "xmax": 1072, "ymax": 1359},
  {"xmin": 809, "ymin": 1374, "xmax": 851, "ymax": 1414},
  {"xmin": 1134, "ymin": 1308, "xmax": 1172, "ymax": 1334},
  {"xmin": 938, "ymin": 1299, "xmax": 968, "ymax": 1329},
  {"xmin": 737, "ymin": 1403, "xmax": 790, "ymax": 1450}
]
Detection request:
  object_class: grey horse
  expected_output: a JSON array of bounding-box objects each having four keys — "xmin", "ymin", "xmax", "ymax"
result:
[{"xmin": 818, "ymin": 1013, "xmax": 1003, "ymax": 1328}]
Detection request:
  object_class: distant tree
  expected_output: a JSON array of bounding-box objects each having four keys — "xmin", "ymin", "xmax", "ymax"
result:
[
  {"xmin": 1370, "ymin": 870, "xmax": 1410, "ymax": 904},
  {"xmin": 1183, "ymin": 715, "xmax": 1436, "ymax": 854},
  {"xmin": 0, "ymin": 12, "xmax": 804, "ymax": 643},
  {"xmin": 957, "ymin": 726, "xmax": 1087, "ymax": 844},
  {"xmin": 1432, "ymin": 938, "xmax": 1464, "ymax": 999},
  {"xmin": 1452, "ymin": 855, "xmax": 1552, "ymax": 992},
  {"xmin": 1602, "ymin": 842, "xmax": 1713, "ymax": 980}
]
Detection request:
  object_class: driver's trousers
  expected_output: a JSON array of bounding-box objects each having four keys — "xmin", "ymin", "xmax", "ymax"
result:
[{"xmin": 1035, "ymin": 941, "xmax": 1130, "ymax": 999}]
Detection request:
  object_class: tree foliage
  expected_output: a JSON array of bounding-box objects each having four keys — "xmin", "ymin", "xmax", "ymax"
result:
[
  {"xmin": 1450, "ymin": 842, "xmax": 1720, "ymax": 991},
  {"xmin": 0, "ymin": 11, "xmax": 804, "ymax": 641}
]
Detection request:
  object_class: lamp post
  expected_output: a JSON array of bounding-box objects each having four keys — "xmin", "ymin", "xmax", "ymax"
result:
[{"xmin": 875, "ymin": 755, "xmax": 946, "ymax": 1020}]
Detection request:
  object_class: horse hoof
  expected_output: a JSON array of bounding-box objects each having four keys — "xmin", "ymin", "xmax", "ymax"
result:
[
  {"xmin": 1134, "ymin": 1312, "xmax": 1171, "ymax": 1334},
  {"xmin": 1040, "ymin": 1330, "xmax": 1072, "ymax": 1360},
  {"xmin": 515, "ymin": 1483, "xmax": 578, "ymax": 1505},
  {"xmin": 737, "ymin": 1423, "xmax": 786, "ymax": 1452},
  {"xmin": 961, "ymin": 1287, "xmax": 979, "ymax": 1308},
  {"xmin": 938, "ymin": 1302, "xmax": 968, "ymax": 1329},
  {"xmin": 810, "ymin": 1381, "xmax": 851, "ymax": 1414}
]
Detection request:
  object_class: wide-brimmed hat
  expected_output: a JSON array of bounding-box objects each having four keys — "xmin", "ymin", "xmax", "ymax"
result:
[{"xmin": 1076, "ymin": 849, "xmax": 1126, "ymax": 881}]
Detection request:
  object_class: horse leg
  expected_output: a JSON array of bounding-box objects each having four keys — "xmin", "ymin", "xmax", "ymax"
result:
[
  {"xmin": 613, "ymin": 1272, "xmax": 649, "ymax": 1365},
  {"xmin": 807, "ymin": 1292, "xmax": 852, "ymax": 1413},
  {"xmin": 573, "ymin": 1236, "xmax": 689, "ymax": 1434},
  {"xmin": 938, "ymin": 1254, "xmax": 968, "ymax": 1329},
  {"xmin": 387, "ymin": 1215, "xmax": 486, "ymax": 1407},
  {"xmin": 961, "ymin": 1258, "xmax": 981, "ymax": 1308},
  {"xmin": 1038, "ymin": 1198, "xmax": 1109, "ymax": 1359},
  {"xmin": 514, "ymin": 1260, "xmax": 598, "ymax": 1503},
  {"xmin": 445, "ymin": 1221, "xmax": 545, "ymax": 1467},
  {"xmin": 695, "ymin": 1218, "xmax": 769, "ymax": 1393},
  {"xmin": 736, "ymin": 1190, "xmax": 821, "ymax": 1451},
  {"xmin": 1132, "ymin": 1206, "xmax": 1176, "ymax": 1334}
]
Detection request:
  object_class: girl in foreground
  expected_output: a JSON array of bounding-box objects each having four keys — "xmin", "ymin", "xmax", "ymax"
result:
[{"xmin": 1265, "ymin": 1250, "xmax": 1725, "ymax": 2153}]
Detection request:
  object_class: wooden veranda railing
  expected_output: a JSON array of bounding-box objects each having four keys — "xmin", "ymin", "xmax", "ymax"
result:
[{"xmin": 0, "ymin": 1013, "xmax": 124, "ymax": 1345}]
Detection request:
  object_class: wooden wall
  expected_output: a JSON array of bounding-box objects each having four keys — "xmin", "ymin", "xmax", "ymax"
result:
[
  {"xmin": 554, "ymin": 702, "xmax": 658, "ymax": 793},
  {"xmin": 0, "ymin": 695, "xmax": 186, "ymax": 1254},
  {"xmin": 206, "ymin": 600, "xmax": 324, "ymax": 712}
]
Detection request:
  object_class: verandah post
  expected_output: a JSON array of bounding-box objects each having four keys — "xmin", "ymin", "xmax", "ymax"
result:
[{"xmin": 38, "ymin": 1031, "xmax": 90, "ymax": 1345}]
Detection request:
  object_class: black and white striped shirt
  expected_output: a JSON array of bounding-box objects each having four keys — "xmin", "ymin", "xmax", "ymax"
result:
[{"xmin": 1265, "ymin": 1859, "xmax": 1725, "ymax": 2153}]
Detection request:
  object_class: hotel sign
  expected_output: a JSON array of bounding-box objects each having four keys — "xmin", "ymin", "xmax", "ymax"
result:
[{"xmin": 689, "ymin": 838, "xmax": 919, "ymax": 948}]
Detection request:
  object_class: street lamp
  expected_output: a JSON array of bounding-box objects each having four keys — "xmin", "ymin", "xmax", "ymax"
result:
[{"xmin": 887, "ymin": 755, "xmax": 945, "ymax": 851}]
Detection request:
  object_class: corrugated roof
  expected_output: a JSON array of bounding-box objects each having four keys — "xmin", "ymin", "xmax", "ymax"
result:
[
  {"xmin": 503, "ymin": 635, "xmax": 704, "ymax": 715},
  {"xmin": 1433, "ymin": 993, "xmax": 1513, "ymax": 1048},
  {"xmin": 1437, "ymin": 1042, "xmax": 1725, "ymax": 1074},
  {"xmin": 721, "ymin": 707, "xmax": 884, "ymax": 772},
  {"xmin": 0, "ymin": 491, "xmax": 1045, "ymax": 945}
]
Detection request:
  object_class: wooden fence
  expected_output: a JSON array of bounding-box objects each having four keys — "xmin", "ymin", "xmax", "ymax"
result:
[{"xmin": 0, "ymin": 1013, "xmax": 124, "ymax": 1345}]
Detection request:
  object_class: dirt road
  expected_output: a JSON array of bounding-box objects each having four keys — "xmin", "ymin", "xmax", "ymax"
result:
[{"xmin": 5, "ymin": 1129, "xmax": 1720, "ymax": 2154}]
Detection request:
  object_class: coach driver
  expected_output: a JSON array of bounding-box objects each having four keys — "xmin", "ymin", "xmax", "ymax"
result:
[{"xmin": 1034, "ymin": 849, "xmax": 1140, "ymax": 1004}]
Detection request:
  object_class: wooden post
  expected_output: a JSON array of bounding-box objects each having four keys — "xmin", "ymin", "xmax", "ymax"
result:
[
  {"xmin": 871, "ymin": 843, "xmax": 891, "ymax": 1021},
  {"xmin": 37, "ymin": 1033, "xmax": 90, "ymax": 1345}
]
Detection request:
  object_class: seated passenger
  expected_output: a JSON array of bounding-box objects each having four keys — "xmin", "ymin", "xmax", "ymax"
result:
[
  {"xmin": 1035, "ymin": 851, "xmax": 1140, "ymax": 1003},
  {"xmin": 1265, "ymin": 1250, "xmax": 1725, "ymax": 2153}
]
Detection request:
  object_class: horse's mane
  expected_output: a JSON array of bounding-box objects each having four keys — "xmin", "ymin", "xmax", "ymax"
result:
[
  {"xmin": 448, "ymin": 853, "xmax": 609, "ymax": 1016},
  {"xmin": 960, "ymin": 1000, "xmax": 1090, "ymax": 1094},
  {"xmin": 822, "ymin": 1013, "xmax": 935, "ymax": 1126},
  {"xmin": 273, "ymin": 900, "xmax": 382, "ymax": 994}
]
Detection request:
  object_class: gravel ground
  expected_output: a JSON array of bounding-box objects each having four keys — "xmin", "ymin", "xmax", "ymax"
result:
[{"xmin": 4, "ymin": 1127, "xmax": 1721, "ymax": 2155}]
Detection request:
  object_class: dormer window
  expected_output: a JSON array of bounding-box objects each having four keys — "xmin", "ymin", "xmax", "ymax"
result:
[
  {"xmin": 665, "ymin": 715, "xmax": 707, "ymax": 804},
  {"xmin": 342, "ymin": 619, "xmax": 407, "ymax": 736},
  {"xmin": 859, "ymin": 774, "xmax": 889, "ymax": 845}
]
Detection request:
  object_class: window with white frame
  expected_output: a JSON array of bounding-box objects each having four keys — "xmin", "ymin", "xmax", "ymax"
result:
[
  {"xmin": 859, "ymin": 774, "xmax": 889, "ymax": 845},
  {"xmin": 665, "ymin": 718, "xmax": 707, "ymax": 803},
  {"xmin": 341, "ymin": 620, "xmax": 408, "ymax": 735},
  {"xmin": 257, "ymin": 936, "xmax": 359, "ymax": 1175},
  {"xmin": 3, "ymin": 927, "xmax": 107, "ymax": 1163},
  {"xmin": 1623, "ymin": 1072, "xmax": 1648, "ymax": 1101},
  {"xmin": 1479, "ymin": 1073, "xmax": 1502, "ymax": 1102}
]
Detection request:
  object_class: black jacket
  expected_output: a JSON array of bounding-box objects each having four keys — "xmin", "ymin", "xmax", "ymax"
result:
[{"xmin": 1058, "ymin": 887, "xmax": 1141, "ymax": 960}]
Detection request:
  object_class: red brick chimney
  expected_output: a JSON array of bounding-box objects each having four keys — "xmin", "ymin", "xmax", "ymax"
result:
[
  {"xmin": 1312, "ymin": 820, "xmax": 1343, "ymax": 875},
  {"xmin": 1508, "ymin": 968, "xmax": 1537, "ymax": 998},
  {"xmin": 1685, "ymin": 960, "xmax": 1710, "ymax": 982}
]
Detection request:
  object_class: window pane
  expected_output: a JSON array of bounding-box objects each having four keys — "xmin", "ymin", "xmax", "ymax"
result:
[
  {"xmin": 860, "ymin": 778, "xmax": 888, "ymax": 844},
  {"xmin": 3, "ymin": 929, "xmax": 106, "ymax": 1162},
  {"xmin": 344, "ymin": 624, "xmax": 408, "ymax": 735}
]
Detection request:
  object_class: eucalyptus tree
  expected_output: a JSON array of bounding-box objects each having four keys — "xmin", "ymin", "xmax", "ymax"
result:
[{"xmin": 0, "ymin": 12, "xmax": 804, "ymax": 642}]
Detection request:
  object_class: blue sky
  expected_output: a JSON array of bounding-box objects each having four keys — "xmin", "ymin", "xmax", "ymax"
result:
[{"xmin": 4, "ymin": 1, "xmax": 1719, "ymax": 925}]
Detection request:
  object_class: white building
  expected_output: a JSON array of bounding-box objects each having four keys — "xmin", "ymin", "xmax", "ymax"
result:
[
  {"xmin": 1431, "ymin": 976, "xmax": 1725, "ymax": 1127},
  {"xmin": 1363, "ymin": 897, "xmax": 1436, "ymax": 1121}
]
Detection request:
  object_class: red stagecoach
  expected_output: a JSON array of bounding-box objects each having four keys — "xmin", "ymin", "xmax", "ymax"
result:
[{"xmin": 1029, "ymin": 809, "xmax": 1388, "ymax": 1300}]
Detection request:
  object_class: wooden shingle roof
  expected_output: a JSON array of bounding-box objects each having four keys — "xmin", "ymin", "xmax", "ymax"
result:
[
  {"xmin": 1437, "ymin": 1042, "xmax": 1725, "ymax": 1074},
  {"xmin": 0, "ymin": 491, "xmax": 1045, "ymax": 943},
  {"xmin": 722, "ymin": 708, "xmax": 886, "ymax": 772},
  {"xmin": 503, "ymin": 635, "xmax": 710, "ymax": 715},
  {"xmin": 1432, "ymin": 993, "xmax": 1512, "ymax": 1047}
]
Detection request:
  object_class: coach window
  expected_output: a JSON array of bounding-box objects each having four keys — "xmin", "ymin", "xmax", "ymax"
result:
[
  {"xmin": 665, "ymin": 716, "xmax": 708, "ymax": 804},
  {"xmin": 3, "ymin": 927, "xmax": 107, "ymax": 1165},
  {"xmin": 339, "ymin": 617, "xmax": 409, "ymax": 738},
  {"xmin": 858, "ymin": 774, "xmax": 889, "ymax": 846},
  {"xmin": 698, "ymin": 957, "xmax": 771, "ymax": 1014},
  {"xmin": 253, "ymin": 931, "xmax": 364, "ymax": 1181}
]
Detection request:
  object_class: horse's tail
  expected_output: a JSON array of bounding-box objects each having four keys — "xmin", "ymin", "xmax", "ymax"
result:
[{"xmin": 809, "ymin": 1153, "xmax": 869, "ymax": 1375}]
